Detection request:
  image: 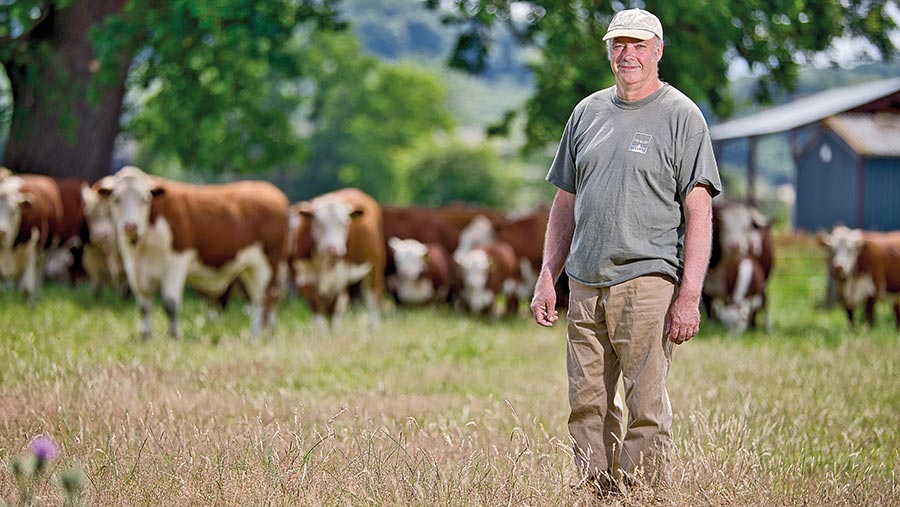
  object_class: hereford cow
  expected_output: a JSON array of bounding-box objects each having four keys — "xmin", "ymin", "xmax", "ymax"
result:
[
  {"xmin": 382, "ymin": 204, "xmax": 507, "ymax": 255},
  {"xmin": 96, "ymin": 166, "xmax": 289, "ymax": 339},
  {"xmin": 43, "ymin": 177, "xmax": 91, "ymax": 283},
  {"xmin": 454, "ymin": 240, "xmax": 522, "ymax": 317},
  {"xmin": 703, "ymin": 255, "xmax": 767, "ymax": 332},
  {"xmin": 289, "ymin": 188, "xmax": 386, "ymax": 328},
  {"xmin": 0, "ymin": 174, "xmax": 63, "ymax": 302},
  {"xmin": 818, "ymin": 226, "xmax": 900, "ymax": 329},
  {"xmin": 387, "ymin": 237, "xmax": 452, "ymax": 305},
  {"xmin": 80, "ymin": 182, "xmax": 128, "ymax": 296},
  {"xmin": 703, "ymin": 201, "xmax": 775, "ymax": 330}
]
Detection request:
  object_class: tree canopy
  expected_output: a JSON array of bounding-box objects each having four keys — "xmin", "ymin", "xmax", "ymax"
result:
[
  {"xmin": 428, "ymin": 0, "xmax": 899, "ymax": 151},
  {"xmin": 0, "ymin": 0, "xmax": 343, "ymax": 181}
]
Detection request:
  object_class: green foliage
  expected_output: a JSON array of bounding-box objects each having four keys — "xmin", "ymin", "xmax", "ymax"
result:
[
  {"xmin": 287, "ymin": 31, "xmax": 454, "ymax": 201},
  {"xmin": 86, "ymin": 0, "xmax": 344, "ymax": 173},
  {"xmin": 429, "ymin": 0, "xmax": 899, "ymax": 151},
  {"xmin": 397, "ymin": 139, "xmax": 515, "ymax": 207}
]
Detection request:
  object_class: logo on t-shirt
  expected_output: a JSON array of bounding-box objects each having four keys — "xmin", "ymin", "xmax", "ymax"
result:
[{"xmin": 628, "ymin": 132, "xmax": 652, "ymax": 154}]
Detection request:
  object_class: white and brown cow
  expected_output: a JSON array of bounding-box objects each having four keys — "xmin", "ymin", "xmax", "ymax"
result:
[
  {"xmin": 703, "ymin": 201, "xmax": 775, "ymax": 330},
  {"xmin": 288, "ymin": 188, "xmax": 386, "ymax": 328},
  {"xmin": 703, "ymin": 255, "xmax": 767, "ymax": 333},
  {"xmin": 387, "ymin": 237, "xmax": 452, "ymax": 305},
  {"xmin": 818, "ymin": 225, "xmax": 900, "ymax": 329},
  {"xmin": 43, "ymin": 177, "xmax": 91, "ymax": 283},
  {"xmin": 96, "ymin": 166, "xmax": 289, "ymax": 339},
  {"xmin": 0, "ymin": 173, "xmax": 63, "ymax": 302},
  {"xmin": 80, "ymin": 181, "xmax": 128, "ymax": 296},
  {"xmin": 454, "ymin": 240, "xmax": 522, "ymax": 318}
]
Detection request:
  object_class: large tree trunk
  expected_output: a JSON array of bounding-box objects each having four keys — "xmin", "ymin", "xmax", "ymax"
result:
[{"xmin": 3, "ymin": 0, "xmax": 131, "ymax": 183}]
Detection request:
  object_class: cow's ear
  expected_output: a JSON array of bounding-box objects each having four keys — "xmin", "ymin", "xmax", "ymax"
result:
[
  {"xmin": 816, "ymin": 231, "xmax": 831, "ymax": 247},
  {"xmin": 18, "ymin": 192, "xmax": 33, "ymax": 209},
  {"xmin": 749, "ymin": 209, "xmax": 769, "ymax": 228},
  {"xmin": 95, "ymin": 176, "xmax": 115, "ymax": 197},
  {"xmin": 388, "ymin": 236, "xmax": 402, "ymax": 251},
  {"xmin": 80, "ymin": 184, "xmax": 97, "ymax": 210},
  {"xmin": 293, "ymin": 201, "xmax": 314, "ymax": 218}
]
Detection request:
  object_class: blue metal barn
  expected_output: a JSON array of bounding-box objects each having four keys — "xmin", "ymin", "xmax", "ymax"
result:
[{"xmin": 710, "ymin": 77, "xmax": 900, "ymax": 233}]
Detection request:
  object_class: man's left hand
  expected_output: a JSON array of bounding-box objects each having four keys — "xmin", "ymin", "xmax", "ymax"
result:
[{"xmin": 664, "ymin": 294, "xmax": 701, "ymax": 344}]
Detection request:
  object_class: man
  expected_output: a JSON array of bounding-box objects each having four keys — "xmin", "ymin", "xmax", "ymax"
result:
[{"xmin": 530, "ymin": 8, "xmax": 722, "ymax": 494}]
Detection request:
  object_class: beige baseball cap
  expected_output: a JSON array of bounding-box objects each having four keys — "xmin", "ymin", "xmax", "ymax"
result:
[{"xmin": 603, "ymin": 8, "xmax": 663, "ymax": 41}]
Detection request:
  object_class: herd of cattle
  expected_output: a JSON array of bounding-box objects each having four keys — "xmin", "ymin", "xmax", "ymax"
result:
[{"xmin": 1, "ymin": 165, "xmax": 898, "ymax": 339}]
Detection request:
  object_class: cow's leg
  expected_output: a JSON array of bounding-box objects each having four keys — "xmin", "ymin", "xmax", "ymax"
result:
[
  {"xmin": 331, "ymin": 291, "xmax": 351, "ymax": 328},
  {"xmin": 893, "ymin": 299, "xmax": 900, "ymax": 330},
  {"xmin": 865, "ymin": 297, "xmax": 877, "ymax": 329},
  {"xmin": 160, "ymin": 254, "xmax": 192, "ymax": 339},
  {"xmin": 161, "ymin": 295, "xmax": 182, "ymax": 339},
  {"xmin": 846, "ymin": 307, "xmax": 856, "ymax": 327},
  {"xmin": 20, "ymin": 252, "xmax": 39, "ymax": 304},
  {"xmin": 136, "ymin": 294, "xmax": 154, "ymax": 340},
  {"xmin": 361, "ymin": 277, "xmax": 381, "ymax": 328},
  {"xmin": 240, "ymin": 261, "xmax": 273, "ymax": 337}
]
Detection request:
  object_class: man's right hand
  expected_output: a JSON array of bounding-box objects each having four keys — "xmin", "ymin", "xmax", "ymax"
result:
[{"xmin": 530, "ymin": 270, "xmax": 559, "ymax": 327}]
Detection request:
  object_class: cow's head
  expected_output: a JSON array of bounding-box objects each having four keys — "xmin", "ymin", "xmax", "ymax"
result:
[
  {"xmin": 388, "ymin": 237, "xmax": 429, "ymax": 280},
  {"xmin": 717, "ymin": 203, "xmax": 769, "ymax": 257},
  {"xmin": 296, "ymin": 195, "xmax": 363, "ymax": 257},
  {"xmin": 455, "ymin": 248, "xmax": 492, "ymax": 291},
  {"xmin": 455, "ymin": 215, "xmax": 495, "ymax": 258},
  {"xmin": 0, "ymin": 176, "xmax": 30, "ymax": 249},
  {"xmin": 81, "ymin": 181, "xmax": 117, "ymax": 244},
  {"xmin": 95, "ymin": 166, "xmax": 164, "ymax": 245},
  {"xmin": 819, "ymin": 225, "xmax": 864, "ymax": 280}
]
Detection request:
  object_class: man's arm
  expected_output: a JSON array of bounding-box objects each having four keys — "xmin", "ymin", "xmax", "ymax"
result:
[
  {"xmin": 665, "ymin": 184, "xmax": 714, "ymax": 343},
  {"xmin": 531, "ymin": 189, "xmax": 576, "ymax": 327}
]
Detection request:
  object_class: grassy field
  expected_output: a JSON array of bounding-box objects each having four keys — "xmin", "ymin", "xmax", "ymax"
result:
[{"xmin": 1, "ymin": 234, "xmax": 899, "ymax": 506}]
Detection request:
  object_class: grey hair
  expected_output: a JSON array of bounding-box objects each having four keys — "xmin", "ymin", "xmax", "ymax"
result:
[{"xmin": 605, "ymin": 36, "xmax": 663, "ymax": 61}]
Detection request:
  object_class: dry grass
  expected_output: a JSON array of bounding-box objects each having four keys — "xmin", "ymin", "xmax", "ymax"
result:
[{"xmin": 1, "ymin": 234, "xmax": 899, "ymax": 506}]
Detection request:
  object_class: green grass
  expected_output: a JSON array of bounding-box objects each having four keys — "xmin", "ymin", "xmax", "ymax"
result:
[{"xmin": 1, "ymin": 234, "xmax": 899, "ymax": 506}]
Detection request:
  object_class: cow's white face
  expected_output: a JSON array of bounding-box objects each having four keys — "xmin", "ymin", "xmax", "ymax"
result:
[
  {"xmin": 456, "ymin": 249, "xmax": 490, "ymax": 290},
  {"xmin": 456, "ymin": 215, "xmax": 494, "ymax": 257},
  {"xmin": 302, "ymin": 197, "xmax": 360, "ymax": 257},
  {"xmin": 98, "ymin": 167, "xmax": 161, "ymax": 245},
  {"xmin": 822, "ymin": 226, "xmax": 864, "ymax": 280},
  {"xmin": 0, "ymin": 177, "xmax": 27, "ymax": 249},
  {"xmin": 81, "ymin": 184, "xmax": 117, "ymax": 245},
  {"xmin": 389, "ymin": 237, "xmax": 428, "ymax": 280},
  {"xmin": 718, "ymin": 204, "xmax": 766, "ymax": 257}
]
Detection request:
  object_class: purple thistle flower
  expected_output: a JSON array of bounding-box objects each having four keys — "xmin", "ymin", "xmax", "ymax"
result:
[{"xmin": 29, "ymin": 435, "xmax": 58, "ymax": 462}]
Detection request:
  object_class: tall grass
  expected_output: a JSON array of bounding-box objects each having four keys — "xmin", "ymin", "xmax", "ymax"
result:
[{"xmin": 1, "ymin": 234, "xmax": 898, "ymax": 506}]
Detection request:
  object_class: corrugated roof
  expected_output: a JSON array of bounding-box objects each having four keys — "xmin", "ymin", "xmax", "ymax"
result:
[
  {"xmin": 825, "ymin": 113, "xmax": 900, "ymax": 158},
  {"xmin": 710, "ymin": 77, "xmax": 900, "ymax": 141}
]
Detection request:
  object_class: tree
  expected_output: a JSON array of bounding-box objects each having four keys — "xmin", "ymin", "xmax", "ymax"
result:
[
  {"xmin": 427, "ymin": 0, "xmax": 899, "ymax": 151},
  {"xmin": 0, "ymin": 0, "xmax": 342, "ymax": 182},
  {"xmin": 286, "ymin": 31, "xmax": 454, "ymax": 201},
  {"xmin": 398, "ymin": 140, "xmax": 515, "ymax": 208}
]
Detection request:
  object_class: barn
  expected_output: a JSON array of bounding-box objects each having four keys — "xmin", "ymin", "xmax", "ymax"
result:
[
  {"xmin": 710, "ymin": 76, "xmax": 900, "ymax": 232},
  {"xmin": 796, "ymin": 113, "xmax": 900, "ymax": 231}
]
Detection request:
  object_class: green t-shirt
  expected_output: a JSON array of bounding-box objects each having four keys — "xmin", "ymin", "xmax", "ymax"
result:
[{"xmin": 546, "ymin": 83, "xmax": 722, "ymax": 287}]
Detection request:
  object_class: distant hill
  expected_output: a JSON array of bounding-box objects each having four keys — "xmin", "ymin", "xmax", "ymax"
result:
[
  {"xmin": 728, "ymin": 59, "xmax": 900, "ymax": 116},
  {"xmin": 338, "ymin": 0, "xmax": 534, "ymax": 131}
]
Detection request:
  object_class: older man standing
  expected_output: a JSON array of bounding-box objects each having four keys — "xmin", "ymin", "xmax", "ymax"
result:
[{"xmin": 530, "ymin": 8, "xmax": 722, "ymax": 494}]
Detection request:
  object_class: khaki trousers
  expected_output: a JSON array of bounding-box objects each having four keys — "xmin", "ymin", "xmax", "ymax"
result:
[{"xmin": 566, "ymin": 275, "xmax": 675, "ymax": 487}]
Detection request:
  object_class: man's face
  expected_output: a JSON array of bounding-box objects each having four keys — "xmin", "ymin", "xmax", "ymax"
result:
[{"xmin": 609, "ymin": 36, "xmax": 661, "ymax": 90}]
